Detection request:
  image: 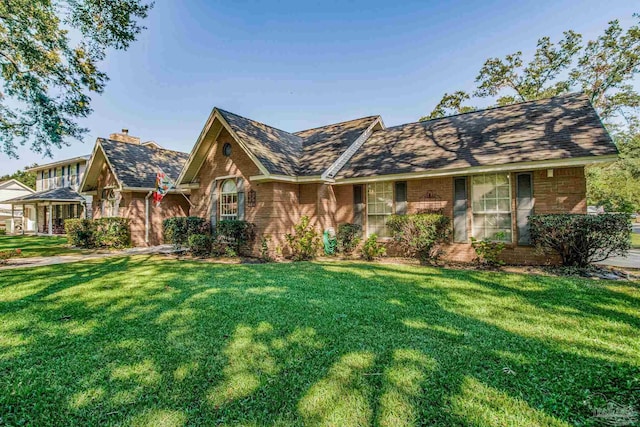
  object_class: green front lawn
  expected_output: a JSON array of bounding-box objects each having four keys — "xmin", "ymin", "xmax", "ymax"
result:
[
  {"xmin": 0, "ymin": 258, "xmax": 638, "ymax": 426},
  {"xmin": 0, "ymin": 234, "xmax": 81, "ymax": 257},
  {"xmin": 632, "ymin": 232, "xmax": 640, "ymax": 249}
]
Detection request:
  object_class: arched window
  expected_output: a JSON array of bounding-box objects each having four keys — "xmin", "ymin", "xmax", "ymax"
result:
[{"xmin": 220, "ymin": 179, "xmax": 238, "ymax": 220}]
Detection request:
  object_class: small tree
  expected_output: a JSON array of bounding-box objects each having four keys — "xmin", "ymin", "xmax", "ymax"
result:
[
  {"xmin": 336, "ymin": 223, "xmax": 362, "ymax": 255},
  {"xmin": 530, "ymin": 213, "xmax": 631, "ymax": 267},
  {"xmin": 361, "ymin": 234, "xmax": 386, "ymax": 261},
  {"xmin": 285, "ymin": 216, "xmax": 321, "ymax": 261}
]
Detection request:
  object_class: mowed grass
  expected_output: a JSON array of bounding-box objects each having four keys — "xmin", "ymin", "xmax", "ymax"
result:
[
  {"xmin": 0, "ymin": 257, "xmax": 639, "ymax": 426},
  {"xmin": 632, "ymin": 232, "xmax": 640, "ymax": 249},
  {"xmin": 0, "ymin": 234, "xmax": 81, "ymax": 257}
]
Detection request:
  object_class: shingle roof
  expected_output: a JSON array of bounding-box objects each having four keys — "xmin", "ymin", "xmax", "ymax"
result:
[
  {"xmin": 5, "ymin": 187, "xmax": 85, "ymax": 203},
  {"xmin": 218, "ymin": 109, "xmax": 304, "ymax": 176},
  {"xmin": 338, "ymin": 93, "xmax": 617, "ymax": 179},
  {"xmin": 99, "ymin": 139, "xmax": 189, "ymax": 188},
  {"xmin": 295, "ymin": 116, "xmax": 380, "ymax": 175},
  {"xmin": 218, "ymin": 109, "xmax": 379, "ymax": 176}
]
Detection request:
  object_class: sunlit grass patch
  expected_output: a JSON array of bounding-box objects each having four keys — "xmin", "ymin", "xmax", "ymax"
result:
[
  {"xmin": 0, "ymin": 234, "xmax": 82, "ymax": 257},
  {"xmin": 0, "ymin": 256, "xmax": 638, "ymax": 426}
]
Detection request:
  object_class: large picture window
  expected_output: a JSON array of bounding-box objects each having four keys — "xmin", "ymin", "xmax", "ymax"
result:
[
  {"xmin": 367, "ymin": 182, "xmax": 393, "ymax": 237},
  {"xmin": 220, "ymin": 179, "xmax": 238, "ymax": 220},
  {"xmin": 471, "ymin": 173, "xmax": 512, "ymax": 242}
]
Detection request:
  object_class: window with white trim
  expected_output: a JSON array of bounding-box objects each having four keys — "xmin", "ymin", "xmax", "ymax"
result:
[
  {"xmin": 471, "ymin": 173, "xmax": 512, "ymax": 241},
  {"xmin": 220, "ymin": 179, "xmax": 238, "ymax": 220},
  {"xmin": 367, "ymin": 182, "xmax": 393, "ymax": 237}
]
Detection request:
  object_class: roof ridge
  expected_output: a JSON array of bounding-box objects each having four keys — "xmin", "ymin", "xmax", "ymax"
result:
[
  {"xmin": 216, "ymin": 108, "xmax": 301, "ymax": 139},
  {"xmin": 293, "ymin": 115, "xmax": 380, "ymax": 135},
  {"xmin": 100, "ymin": 137, "xmax": 188, "ymax": 156},
  {"xmin": 389, "ymin": 91, "xmax": 588, "ymax": 131}
]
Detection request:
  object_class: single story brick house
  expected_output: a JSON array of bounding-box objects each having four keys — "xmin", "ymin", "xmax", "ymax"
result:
[
  {"xmin": 79, "ymin": 130, "xmax": 191, "ymax": 246},
  {"xmin": 176, "ymin": 93, "xmax": 618, "ymax": 263}
]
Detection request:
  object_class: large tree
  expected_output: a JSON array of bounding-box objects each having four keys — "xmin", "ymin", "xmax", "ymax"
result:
[
  {"xmin": 0, "ymin": 0, "xmax": 153, "ymax": 158},
  {"xmin": 0, "ymin": 164, "xmax": 37, "ymax": 189},
  {"xmin": 423, "ymin": 14, "xmax": 640, "ymax": 123}
]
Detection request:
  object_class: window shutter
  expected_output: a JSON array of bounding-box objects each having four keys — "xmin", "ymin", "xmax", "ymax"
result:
[
  {"xmin": 395, "ymin": 181, "xmax": 407, "ymax": 215},
  {"xmin": 353, "ymin": 185, "xmax": 364, "ymax": 226},
  {"xmin": 516, "ymin": 173, "xmax": 533, "ymax": 245},
  {"xmin": 210, "ymin": 181, "xmax": 218, "ymax": 228},
  {"xmin": 453, "ymin": 177, "xmax": 468, "ymax": 243},
  {"xmin": 236, "ymin": 177, "xmax": 245, "ymax": 221}
]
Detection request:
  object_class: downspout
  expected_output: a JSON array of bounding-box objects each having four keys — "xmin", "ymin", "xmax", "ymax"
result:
[{"xmin": 145, "ymin": 191, "xmax": 153, "ymax": 245}]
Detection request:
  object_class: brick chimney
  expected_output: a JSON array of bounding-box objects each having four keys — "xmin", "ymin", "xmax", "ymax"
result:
[{"xmin": 109, "ymin": 128, "xmax": 141, "ymax": 144}]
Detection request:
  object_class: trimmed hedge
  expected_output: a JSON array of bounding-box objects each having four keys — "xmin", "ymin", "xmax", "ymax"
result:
[
  {"xmin": 188, "ymin": 233, "xmax": 212, "ymax": 257},
  {"xmin": 65, "ymin": 217, "xmax": 130, "ymax": 249},
  {"xmin": 387, "ymin": 213, "xmax": 450, "ymax": 261},
  {"xmin": 530, "ymin": 213, "xmax": 631, "ymax": 267},
  {"xmin": 163, "ymin": 217, "xmax": 208, "ymax": 248},
  {"xmin": 215, "ymin": 220, "xmax": 256, "ymax": 256}
]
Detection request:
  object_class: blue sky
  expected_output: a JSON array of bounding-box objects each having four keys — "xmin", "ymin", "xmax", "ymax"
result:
[{"xmin": 1, "ymin": 0, "xmax": 638, "ymax": 173}]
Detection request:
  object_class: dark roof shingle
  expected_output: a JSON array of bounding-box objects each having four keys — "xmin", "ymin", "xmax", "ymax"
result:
[
  {"xmin": 338, "ymin": 93, "xmax": 617, "ymax": 179},
  {"xmin": 6, "ymin": 187, "xmax": 85, "ymax": 203},
  {"xmin": 99, "ymin": 139, "xmax": 189, "ymax": 188}
]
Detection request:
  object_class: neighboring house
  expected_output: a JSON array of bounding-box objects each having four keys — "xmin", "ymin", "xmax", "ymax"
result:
[
  {"xmin": 5, "ymin": 156, "xmax": 91, "ymax": 234},
  {"xmin": 79, "ymin": 130, "xmax": 190, "ymax": 246},
  {"xmin": 0, "ymin": 179, "xmax": 35, "ymax": 232},
  {"xmin": 176, "ymin": 93, "xmax": 618, "ymax": 263}
]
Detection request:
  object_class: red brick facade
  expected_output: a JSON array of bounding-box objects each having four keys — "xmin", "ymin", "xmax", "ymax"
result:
[{"xmin": 187, "ymin": 121, "xmax": 587, "ymax": 264}]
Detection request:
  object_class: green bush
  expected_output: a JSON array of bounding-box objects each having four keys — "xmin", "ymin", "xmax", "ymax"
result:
[
  {"xmin": 387, "ymin": 213, "xmax": 450, "ymax": 261},
  {"xmin": 65, "ymin": 219, "xmax": 96, "ymax": 248},
  {"xmin": 336, "ymin": 223, "xmax": 362, "ymax": 255},
  {"xmin": 163, "ymin": 217, "xmax": 208, "ymax": 248},
  {"xmin": 0, "ymin": 229, "xmax": 6, "ymax": 235},
  {"xmin": 285, "ymin": 216, "xmax": 321, "ymax": 261},
  {"xmin": 188, "ymin": 233, "xmax": 211, "ymax": 257},
  {"xmin": 530, "ymin": 213, "xmax": 631, "ymax": 267},
  {"xmin": 65, "ymin": 217, "xmax": 130, "ymax": 249},
  {"xmin": 471, "ymin": 233, "xmax": 506, "ymax": 266},
  {"xmin": 260, "ymin": 235, "xmax": 273, "ymax": 262},
  {"xmin": 0, "ymin": 249, "xmax": 21, "ymax": 265},
  {"xmin": 215, "ymin": 220, "xmax": 256, "ymax": 256},
  {"xmin": 94, "ymin": 218, "xmax": 130, "ymax": 249},
  {"xmin": 361, "ymin": 234, "xmax": 386, "ymax": 261}
]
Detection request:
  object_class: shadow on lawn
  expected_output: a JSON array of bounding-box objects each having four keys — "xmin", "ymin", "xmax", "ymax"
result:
[{"xmin": 0, "ymin": 258, "xmax": 638, "ymax": 426}]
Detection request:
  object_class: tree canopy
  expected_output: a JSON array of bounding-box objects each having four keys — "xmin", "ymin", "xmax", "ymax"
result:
[
  {"xmin": 0, "ymin": 0, "xmax": 153, "ymax": 158},
  {"xmin": 0, "ymin": 164, "xmax": 37, "ymax": 189}
]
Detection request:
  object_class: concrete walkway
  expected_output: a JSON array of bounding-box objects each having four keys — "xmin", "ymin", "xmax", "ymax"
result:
[
  {"xmin": 1, "ymin": 245, "xmax": 177, "ymax": 270},
  {"xmin": 597, "ymin": 249, "xmax": 640, "ymax": 269}
]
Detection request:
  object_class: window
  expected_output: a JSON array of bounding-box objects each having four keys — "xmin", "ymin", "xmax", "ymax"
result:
[
  {"xmin": 220, "ymin": 179, "xmax": 238, "ymax": 220},
  {"xmin": 103, "ymin": 189, "xmax": 118, "ymax": 217},
  {"xmin": 223, "ymin": 143, "xmax": 232, "ymax": 157},
  {"xmin": 367, "ymin": 182, "xmax": 393, "ymax": 237},
  {"xmin": 471, "ymin": 173, "xmax": 512, "ymax": 241}
]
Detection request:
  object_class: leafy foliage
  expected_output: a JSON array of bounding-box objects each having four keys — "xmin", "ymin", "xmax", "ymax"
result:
[
  {"xmin": 470, "ymin": 234, "xmax": 507, "ymax": 266},
  {"xmin": 162, "ymin": 217, "xmax": 208, "ymax": 249},
  {"xmin": 0, "ymin": 0, "xmax": 152, "ymax": 157},
  {"xmin": 0, "ymin": 164, "xmax": 37, "ymax": 189},
  {"xmin": 361, "ymin": 234, "xmax": 386, "ymax": 261},
  {"xmin": 530, "ymin": 214, "xmax": 631, "ymax": 267},
  {"xmin": 0, "ymin": 248, "xmax": 21, "ymax": 265},
  {"xmin": 188, "ymin": 234, "xmax": 211, "ymax": 258},
  {"xmin": 260, "ymin": 235, "xmax": 273, "ymax": 262},
  {"xmin": 387, "ymin": 214, "xmax": 450, "ymax": 261},
  {"xmin": 424, "ymin": 14, "xmax": 640, "ymax": 124},
  {"xmin": 336, "ymin": 223, "xmax": 362, "ymax": 255},
  {"xmin": 214, "ymin": 220, "xmax": 256, "ymax": 256},
  {"xmin": 65, "ymin": 217, "xmax": 130, "ymax": 248},
  {"xmin": 285, "ymin": 216, "xmax": 321, "ymax": 261}
]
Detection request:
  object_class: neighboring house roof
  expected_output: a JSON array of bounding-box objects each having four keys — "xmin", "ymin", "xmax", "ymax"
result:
[
  {"xmin": 5, "ymin": 187, "xmax": 85, "ymax": 203},
  {"xmin": 81, "ymin": 138, "xmax": 189, "ymax": 191},
  {"xmin": 27, "ymin": 155, "xmax": 91, "ymax": 172},
  {"xmin": 0, "ymin": 179, "xmax": 35, "ymax": 193},
  {"xmin": 338, "ymin": 93, "xmax": 618, "ymax": 179}
]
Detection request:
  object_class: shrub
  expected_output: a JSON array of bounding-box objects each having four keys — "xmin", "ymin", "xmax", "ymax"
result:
[
  {"xmin": 286, "ymin": 216, "xmax": 321, "ymax": 261},
  {"xmin": 163, "ymin": 217, "xmax": 208, "ymax": 248},
  {"xmin": 215, "ymin": 220, "xmax": 256, "ymax": 256},
  {"xmin": 65, "ymin": 219, "xmax": 96, "ymax": 248},
  {"xmin": 0, "ymin": 229, "xmax": 6, "ymax": 235},
  {"xmin": 471, "ymin": 233, "xmax": 506, "ymax": 266},
  {"xmin": 530, "ymin": 213, "xmax": 631, "ymax": 267},
  {"xmin": 361, "ymin": 234, "xmax": 386, "ymax": 261},
  {"xmin": 260, "ymin": 235, "xmax": 273, "ymax": 262},
  {"xmin": 188, "ymin": 233, "xmax": 211, "ymax": 257},
  {"xmin": 0, "ymin": 249, "xmax": 21, "ymax": 265},
  {"xmin": 387, "ymin": 213, "xmax": 450, "ymax": 261},
  {"xmin": 94, "ymin": 218, "xmax": 130, "ymax": 249},
  {"xmin": 336, "ymin": 223, "xmax": 362, "ymax": 255}
]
